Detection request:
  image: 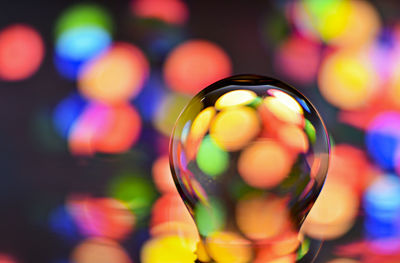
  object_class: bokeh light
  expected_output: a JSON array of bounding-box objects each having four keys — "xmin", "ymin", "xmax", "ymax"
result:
[
  {"xmin": 164, "ymin": 40, "xmax": 232, "ymax": 95},
  {"xmin": 54, "ymin": 3, "xmax": 113, "ymax": 39},
  {"xmin": 141, "ymin": 235, "xmax": 197, "ymax": 263},
  {"xmin": 318, "ymin": 49, "xmax": 378, "ymax": 110},
  {"xmin": 236, "ymin": 194, "xmax": 293, "ymax": 240},
  {"xmin": 68, "ymin": 102, "xmax": 142, "ymax": 155},
  {"xmin": 326, "ymin": 0, "xmax": 381, "ymax": 47},
  {"xmin": 108, "ymin": 173, "xmax": 157, "ymax": 222},
  {"xmin": 78, "ymin": 42, "xmax": 149, "ymax": 103},
  {"xmin": 150, "ymin": 193, "xmax": 195, "ymax": 230},
  {"xmin": 274, "ymin": 35, "xmax": 321, "ymax": 84},
  {"xmin": 302, "ymin": 178, "xmax": 358, "ymax": 240},
  {"xmin": 206, "ymin": 231, "xmax": 252, "ymax": 263},
  {"xmin": 131, "ymin": 0, "xmax": 189, "ymax": 25},
  {"xmin": 71, "ymin": 238, "xmax": 132, "ymax": 263},
  {"xmin": 153, "ymin": 92, "xmax": 191, "ymax": 136},
  {"xmin": 53, "ymin": 93, "xmax": 88, "ymax": 139},
  {"xmin": 0, "ymin": 254, "xmax": 16, "ymax": 263},
  {"xmin": 366, "ymin": 112, "xmax": 400, "ymax": 172},
  {"xmin": 364, "ymin": 175, "xmax": 400, "ymax": 253},
  {"xmin": 0, "ymin": 24, "xmax": 44, "ymax": 81},
  {"xmin": 54, "ymin": 27, "xmax": 111, "ymax": 80},
  {"xmin": 327, "ymin": 144, "xmax": 377, "ymax": 197},
  {"xmin": 5, "ymin": 0, "xmax": 400, "ymax": 262},
  {"xmin": 238, "ymin": 139, "xmax": 292, "ymax": 188},
  {"xmin": 327, "ymin": 259, "xmax": 359, "ymax": 263},
  {"xmin": 67, "ymin": 196, "xmax": 135, "ymax": 240},
  {"xmin": 152, "ymin": 155, "xmax": 177, "ymax": 194}
]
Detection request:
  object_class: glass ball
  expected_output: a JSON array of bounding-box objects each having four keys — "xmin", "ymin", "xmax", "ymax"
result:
[{"xmin": 169, "ymin": 75, "xmax": 330, "ymax": 262}]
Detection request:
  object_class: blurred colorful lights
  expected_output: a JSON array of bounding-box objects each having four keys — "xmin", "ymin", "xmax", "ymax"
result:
[
  {"xmin": 0, "ymin": 24, "xmax": 44, "ymax": 81},
  {"xmin": 78, "ymin": 43, "xmax": 149, "ymax": 103},
  {"xmin": 206, "ymin": 231, "xmax": 252, "ymax": 263},
  {"xmin": 0, "ymin": 254, "xmax": 16, "ymax": 263},
  {"xmin": 366, "ymin": 112, "xmax": 400, "ymax": 172},
  {"xmin": 302, "ymin": 178, "xmax": 358, "ymax": 240},
  {"xmin": 55, "ymin": 27, "xmax": 111, "ymax": 79},
  {"xmin": 141, "ymin": 235, "xmax": 197, "ymax": 263},
  {"xmin": 164, "ymin": 40, "xmax": 232, "ymax": 95},
  {"xmin": 318, "ymin": 49, "xmax": 377, "ymax": 110},
  {"xmin": 153, "ymin": 92, "xmax": 191, "ymax": 136},
  {"xmin": 364, "ymin": 175, "xmax": 400, "ymax": 253},
  {"xmin": 196, "ymin": 135, "xmax": 229, "ymax": 177},
  {"xmin": 53, "ymin": 93, "xmax": 88, "ymax": 139},
  {"xmin": 54, "ymin": 3, "xmax": 113, "ymax": 80},
  {"xmin": 236, "ymin": 195, "xmax": 292, "ymax": 241},
  {"xmin": 364, "ymin": 175, "xmax": 400, "ymax": 222},
  {"xmin": 238, "ymin": 140, "xmax": 292, "ymax": 189},
  {"xmin": 275, "ymin": 35, "xmax": 321, "ymax": 84},
  {"xmin": 71, "ymin": 238, "xmax": 131, "ymax": 263},
  {"xmin": 152, "ymin": 155, "xmax": 177, "ymax": 194},
  {"xmin": 54, "ymin": 4, "xmax": 113, "ymax": 39},
  {"xmin": 108, "ymin": 174, "xmax": 157, "ymax": 220},
  {"xmin": 210, "ymin": 106, "xmax": 260, "ymax": 151},
  {"xmin": 131, "ymin": 0, "xmax": 189, "ymax": 25},
  {"xmin": 68, "ymin": 103, "xmax": 142, "ymax": 155},
  {"xmin": 68, "ymin": 196, "xmax": 135, "ymax": 240},
  {"xmin": 6, "ymin": 0, "xmax": 400, "ymax": 261}
]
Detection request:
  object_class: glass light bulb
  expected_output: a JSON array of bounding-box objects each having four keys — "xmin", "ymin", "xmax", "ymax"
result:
[{"xmin": 169, "ymin": 75, "xmax": 330, "ymax": 262}]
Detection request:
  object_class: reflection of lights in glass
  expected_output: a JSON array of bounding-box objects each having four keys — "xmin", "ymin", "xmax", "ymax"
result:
[
  {"xmin": 0, "ymin": 24, "xmax": 44, "ymax": 81},
  {"xmin": 263, "ymin": 96, "xmax": 304, "ymax": 126},
  {"xmin": 215, "ymin": 90, "xmax": 258, "ymax": 110},
  {"xmin": 238, "ymin": 140, "xmax": 292, "ymax": 188},
  {"xmin": 131, "ymin": 0, "xmax": 189, "ymax": 25},
  {"xmin": 210, "ymin": 106, "xmax": 260, "ymax": 151},
  {"xmin": 170, "ymin": 75, "xmax": 330, "ymax": 262},
  {"xmin": 236, "ymin": 195, "xmax": 293, "ymax": 240},
  {"xmin": 189, "ymin": 107, "xmax": 216, "ymax": 141},
  {"xmin": 141, "ymin": 235, "xmax": 197, "ymax": 263},
  {"xmin": 78, "ymin": 43, "xmax": 149, "ymax": 104},
  {"xmin": 278, "ymin": 124, "xmax": 309, "ymax": 153},
  {"xmin": 206, "ymin": 231, "xmax": 252, "ymax": 263},
  {"xmin": 164, "ymin": 40, "xmax": 232, "ymax": 95},
  {"xmin": 196, "ymin": 135, "xmax": 229, "ymax": 177}
]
